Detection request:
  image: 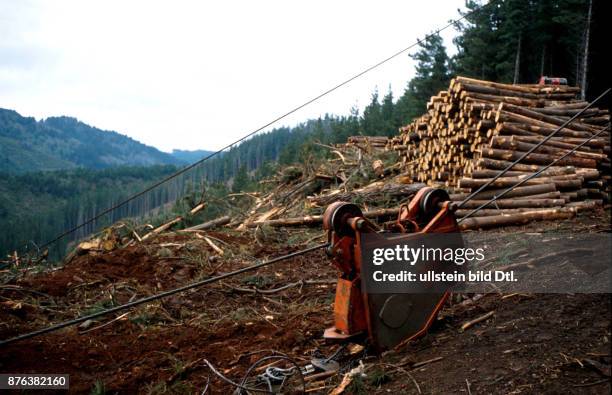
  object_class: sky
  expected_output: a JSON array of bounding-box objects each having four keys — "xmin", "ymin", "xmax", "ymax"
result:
[{"xmin": 0, "ymin": 0, "xmax": 466, "ymax": 152}]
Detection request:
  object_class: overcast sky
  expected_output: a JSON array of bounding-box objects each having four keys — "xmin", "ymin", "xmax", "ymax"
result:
[{"xmin": 0, "ymin": 0, "xmax": 466, "ymax": 152}]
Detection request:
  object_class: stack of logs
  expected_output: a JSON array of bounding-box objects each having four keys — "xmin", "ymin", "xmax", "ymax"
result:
[
  {"xmin": 347, "ymin": 136, "xmax": 389, "ymax": 152},
  {"xmin": 390, "ymin": 76, "xmax": 610, "ymax": 224}
]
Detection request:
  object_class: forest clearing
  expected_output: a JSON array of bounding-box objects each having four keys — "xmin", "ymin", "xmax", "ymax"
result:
[
  {"xmin": 1, "ymin": 0, "xmax": 611, "ymax": 393},
  {"xmin": 1, "ymin": 75, "xmax": 610, "ymax": 393}
]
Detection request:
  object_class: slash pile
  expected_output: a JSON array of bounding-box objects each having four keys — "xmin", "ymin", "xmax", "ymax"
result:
[{"xmin": 390, "ymin": 76, "xmax": 611, "ymax": 221}]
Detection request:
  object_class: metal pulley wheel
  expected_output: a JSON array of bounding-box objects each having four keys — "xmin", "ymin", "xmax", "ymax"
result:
[
  {"xmin": 419, "ymin": 188, "xmax": 451, "ymax": 224},
  {"xmin": 323, "ymin": 202, "xmax": 363, "ymax": 237}
]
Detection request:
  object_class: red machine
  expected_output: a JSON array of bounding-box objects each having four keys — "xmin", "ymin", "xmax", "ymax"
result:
[
  {"xmin": 322, "ymin": 187, "xmax": 460, "ymax": 351},
  {"xmin": 538, "ymin": 76, "xmax": 568, "ymax": 86}
]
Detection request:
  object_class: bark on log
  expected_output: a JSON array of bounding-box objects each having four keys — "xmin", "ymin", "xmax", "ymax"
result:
[
  {"xmin": 514, "ymin": 191, "xmax": 562, "ymax": 200},
  {"xmin": 491, "ymin": 136, "xmax": 607, "ymax": 160},
  {"xmin": 497, "ymin": 122, "xmax": 592, "ymax": 138},
  {"xmin": 512, "ymin": 135, "xmax": 604, "ymax": 152},
  {"xmin": 459, "ymin": 176, "xmax": 582, "ymax": 190},
  {"xmin": 470, "ymin": 167, "xmax": 575, "ymax": 179},
  {"xmin": 453, "ymin": 198, "xmax": 565, "ymax": 209},
  {"xmin": 244, "ymin": 207, "xmax": 401, "ymax": 228},
  {"xmin": 184, "ymin": 215, "xmax": 231, "ymax": 231},
  {"xmin": 459, "ymin": 208, "xmax": 576, "ymax": 230},
  {"xmin": 496, "ymin": 110, "xmax": 586, "ymax": 133},
  {"xmin": 480, "ymin": 148, "xmax": 597, "ymax": 168},
  {"xmin": 455, "ymin": 207, "xmax": 565, "ymax": 217},
  {"xmin": 451, "ymin": 183, "xmax": 557, "ymax": 201},
  {"xmin": 499, "ymin": 103, "xmax": 598, "ymax": 132},
  {"xmin": 476, "ymin": 158, "xmax": 558, "ymax": 173}
]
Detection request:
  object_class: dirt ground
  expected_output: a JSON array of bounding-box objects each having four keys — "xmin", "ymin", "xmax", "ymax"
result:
[{"xmin": 1, "ymin": 210, "xmax": 611, "ymax": 394}]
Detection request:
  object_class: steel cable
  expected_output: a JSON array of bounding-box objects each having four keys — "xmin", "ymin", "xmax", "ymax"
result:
[
  {"xmin": 31, "ymin": 0, "xmax": 502, "ymax": 253},
  {"xmin": 0, "ymin": 243, "xmax": 328, "ymax": 347},
  {"xmin": 458, "ymin": 124, "xmax": 610, "ymax": 221},
  {"xmin": 456, "ymin": 87, "xmax": 611, "ymax": 210}
]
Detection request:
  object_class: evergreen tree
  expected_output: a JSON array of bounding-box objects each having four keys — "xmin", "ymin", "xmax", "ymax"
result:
[
  {"xmin": 232, "ymin": 165, "xmax": 250, "ymax": 192},
  {"xmin": 381, "ymin": 88, "xmax": 396, "ymax": 136},
  {"xmin": 453, "ymin": 0, "xmax": 589, "ymax": 85},
  {"xmin": 396, "ymin": 33, "xmax": 451, "ymax": 125},
  {"xmin": 361, "ymin": 90, "xmax": 384, "ymax": 135}
]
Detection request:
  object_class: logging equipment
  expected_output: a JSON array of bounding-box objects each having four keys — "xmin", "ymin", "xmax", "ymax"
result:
[
  {"xmin": 538, "ymin": 76, "xmax": 568, "ymax": 86},
  {"xmin": 320, "ymin": 90, "xmax": 610, "ymax": 350},
  {"xmin": 322, "ymin": 187, "xmax": 460, "ymax": 351}
]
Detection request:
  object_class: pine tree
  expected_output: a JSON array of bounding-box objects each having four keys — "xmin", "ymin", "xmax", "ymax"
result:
[
  {"xmin": 396, "ymin": 33, "xmax": 451, "ymax": 125},
  {"xmin": 381, "ymin": 88, "xmax": 396, "ymax": 136},
  {"xmin": 361, "ymin": 90, "xmax": 384, "ymax": 135},
  {"xmin": 232, "ymin": 165, "xmax": 250, "ymax": 193}
]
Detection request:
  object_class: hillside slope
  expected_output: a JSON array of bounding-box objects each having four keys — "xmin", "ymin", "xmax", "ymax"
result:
[
  {"xmin": 170, "ymin": 149, "xmax": 215, "ymax": 164},
  {"xmin": 0, "ymin": 108, "xmax": 184, "ymax": 173}
]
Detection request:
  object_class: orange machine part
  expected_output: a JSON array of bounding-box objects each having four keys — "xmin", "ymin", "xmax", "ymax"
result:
[
  {"xmin": 323, "ymin": 187, "xmax": 460, "ymax": 349},
  {"xmin": 332, "ymin": 278, "xmax": 367, "ymax": 335}
]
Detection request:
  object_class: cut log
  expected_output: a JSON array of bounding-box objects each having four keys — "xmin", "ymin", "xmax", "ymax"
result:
[
  {"xmin": 499, "ymin": 102, "xmax": 598, "ymax": 133},
  {"xmin": 459, "ymin": 174, "xmax": 582, "ymax": 190},
  {"xmin": 459, "ymin": 208, "xmax": 576, "ymax": 230},
  {"xmin": 451, "ymin": 183, "xmax": 557, "ymax": 201},
  {"xmin": 470, "ymin": 167, "xmax": 575, "ymax": 179},
  {"xmin": 455, "ymin": 207, "xmax": 565, "ymax": 217},
  {"xmin": 141, "ymin": 217, "xmax": 183, "ymax": 241},
  {"xmin": 244, "ymin": 207, "xmax": 401, "ymax": 228},
  {"xmin": 480, "ymin": 148, "xmax": 597, "ymax": 168},
  {"xmin": 454, "ymin": 198, "xmax": 566, "ymax": 209},
  {"xmin": 184, "ymin": 215, "xmax": 231, "ymax": 231},
  {"xmin": 490, "ymin": 136, "xmax": 608, "ymax": 160}
]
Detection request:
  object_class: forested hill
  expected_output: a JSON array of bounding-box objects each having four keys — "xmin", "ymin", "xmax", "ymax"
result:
[
  {"xmin": 170, "ymin": 149, "xmax": 215, "ymax": 164},
  {"xmin": 0, "ymin": 108, "xmax": 184, "ymax": 173}
]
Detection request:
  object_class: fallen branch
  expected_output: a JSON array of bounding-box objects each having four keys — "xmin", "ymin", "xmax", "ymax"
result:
[
  {"xmin": 141, "ymin": 217, "xmax": 183, "ymax": 241},
  {"xmin": 224, "ymin": 279, "xmax": 336, "ymax": 294},
  {"xmin": 183, "ymin": 215, "xmax": 231, "ymax": 231},
  {"xmin": 78, "ymin": 312, "xmax": 130, "ymax": 334},
  {"xmin": 412, "ymin": 356, "xmax": 444, "ymax": 369},
  {"xmin": 201, "ymin": 235, "xmax": 224, "ymax": 256},
  {"xmin": 460, "ymin": 311, "xmax": 495, "ymax": 331},
  {"xmin": 244, "ymin": 207, "xmax": 401, "ymax": 228}
]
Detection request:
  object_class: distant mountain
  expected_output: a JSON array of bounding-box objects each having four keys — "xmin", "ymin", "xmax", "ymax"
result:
[
  {"xmin": 170, "ymin": 149, "xmax": 215, "ymax": 164},
  {"xmin": 0, "ymin": 108, "xmax": 185, "ymax": 173}
]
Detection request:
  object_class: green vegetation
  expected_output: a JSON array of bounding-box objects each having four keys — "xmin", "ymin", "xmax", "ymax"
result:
[
  {"xmin": 89, "ymin": 380, "xmax": 106, "ymax": 395},
  {"xmin": 453, "ymin": 0, "xmax": 594, "ymax": 85},
  {"xmin": 169, "ymin": 149, "xmax": 215, "ymax": 164},
  {"xmin": 0, "ymin": 165, "xmax": 183, "ymax": 259},
  {"xmin": 0, "ymin": 109, "xmax": 183, "ymax": 173}
]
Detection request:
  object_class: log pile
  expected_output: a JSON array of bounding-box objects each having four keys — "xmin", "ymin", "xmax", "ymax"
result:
[
  {"xmin": 391, "ymin": 76, "xmax": 611, "ymax": 219},
  {"xmin": 347, "ymin": 136, "xmax": 389, "ymax": 150}
]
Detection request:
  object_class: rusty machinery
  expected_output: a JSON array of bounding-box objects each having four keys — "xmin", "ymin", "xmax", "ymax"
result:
[{"xmin": 322, "ymin": 186, "xmax": 462, "ymax": 351}]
